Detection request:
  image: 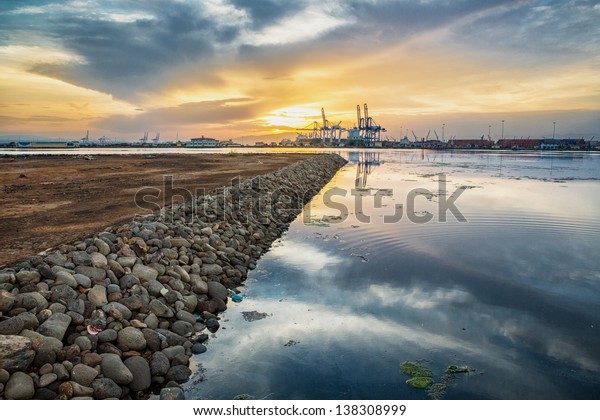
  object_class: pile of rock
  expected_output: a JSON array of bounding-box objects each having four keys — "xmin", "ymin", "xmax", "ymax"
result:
[{"xmin": 0, "ymin": 154, "xmax": 346, "ymax": 400}]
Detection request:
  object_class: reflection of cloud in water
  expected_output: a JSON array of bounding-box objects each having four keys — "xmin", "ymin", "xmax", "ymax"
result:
[
  {"xmin": 487, "ymin": 314, "xmax": 600, "ymax": 373},
  {"xmin": 267, "ymin": 239, "xmax": 344, "ymax": 277},
  {"xmin": 362, "ymin": 284, "xmax": 472, "ymax": 310}
]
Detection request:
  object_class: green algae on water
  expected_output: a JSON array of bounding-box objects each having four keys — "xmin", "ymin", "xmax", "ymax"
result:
[
  {"xmin": 406, "ymin": 377, "xmax": 434, "ymax": 389},
  {"xmin": 400, "ymin": 361, "xmax": 433, "ymax": 378}
]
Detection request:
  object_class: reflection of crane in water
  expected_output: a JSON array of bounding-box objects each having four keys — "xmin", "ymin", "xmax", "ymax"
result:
[{"xmin": 354, "ymin": 151, "xmax": 381, "ymax": 189}]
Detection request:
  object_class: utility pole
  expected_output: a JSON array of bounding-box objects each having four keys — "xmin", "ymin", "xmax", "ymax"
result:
[
  {"xmin": 442, "ymin": 123, "xmax": 445, "ymax": 142},
  {"xmin": 501, "ymin": 120, "xmax": 505, "ymax": 140},
  {"xmin": 553, "ymin": 122, "xmax": 556, "ymax": 139}
]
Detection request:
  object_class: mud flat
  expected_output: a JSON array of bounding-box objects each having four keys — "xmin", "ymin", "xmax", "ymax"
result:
[
  {"xmin": 0, "ymin": 153, "xmax": 312, "ymax": 267},
  {"xmin": 0, "ymin": 153, "xmax": 347, "ymax": 400}
]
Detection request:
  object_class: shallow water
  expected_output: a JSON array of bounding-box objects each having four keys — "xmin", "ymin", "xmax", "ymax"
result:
[{"xmin": 182, "ymin": 149, "xmax": 600, "ymax": 400}]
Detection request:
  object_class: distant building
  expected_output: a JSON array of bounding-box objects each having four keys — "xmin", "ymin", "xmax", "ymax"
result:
[
  {"xmin": 219, "ymin": 139, "xmax": 242, "ymax": 147},
  {"xmin": 448, "ymin": 139, "xmax": 494, "ymax": 149},
  {"xmin": 497, "ymin": 138, "xmax": 585, "ymax": 150},
  {"xmin": 186, "ymin": 136, "xmax": 219, "ymax": 147}
]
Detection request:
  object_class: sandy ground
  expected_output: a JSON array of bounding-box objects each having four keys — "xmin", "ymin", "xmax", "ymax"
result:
[{"xmin": 0, "ymin": 153, "xmax": 311, "ymax": 267}]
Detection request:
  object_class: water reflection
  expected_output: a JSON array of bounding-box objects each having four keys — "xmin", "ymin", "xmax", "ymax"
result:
[{"xmin": 186, "ymin": 151, "xmax": 600, "ymax": 400}]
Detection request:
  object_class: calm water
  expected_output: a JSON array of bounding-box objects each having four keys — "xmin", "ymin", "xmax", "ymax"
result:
[{"xmin": 182, "ymin": 149, "xmax": 600, "ymax": 400}]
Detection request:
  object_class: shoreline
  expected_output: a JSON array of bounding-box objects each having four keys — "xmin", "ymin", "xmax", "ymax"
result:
[{"xmin": 0, "ymin": 154, "xmax": 348, "ymax": 400}]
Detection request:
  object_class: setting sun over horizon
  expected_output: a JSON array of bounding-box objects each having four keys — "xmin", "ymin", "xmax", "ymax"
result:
[{"xmin": 1, "ymin": 0, "xmax": 599, "ymax": 142}]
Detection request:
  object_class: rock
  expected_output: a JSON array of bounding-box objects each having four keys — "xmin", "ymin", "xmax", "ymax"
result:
[
  {"xmin": 117, "ymin": 327, "xmax": 147, "ymax": 351},
  {"xmin": 74, "ymin": 335, "xmax": 92, "ymax": 351},
  {"xmin": 0, "ymin": 272, "xmax": 14, "ymax": 284},
  {"xmin": 132, "ymin": 264, "xmax": 158, "ymax": 282},
  {"xmin": 191, "ymin": 343, "xmax": 207, "ymax": 354},
  {"xmin": 94, "ymin": 238, "xmax": 111, "ymax": 256},
  {"xmin": 205, "ymin": 317, "xmax": 220, "ymax": 333},
  {"xmin": 123, "ymin": 356, "xmax": 151, "ymax": 392},
  {"xmin": 73, "ymin": 273, "xmax": 92, "ymax": 288},
  {"xmin": 0, "ymin": 316, "xmax": 25, "ymax": 335},
  {"xmin": 71, "ymin": 251, "xmax": 92, "ymax": 266},
  {"xmin": 191, "ymin": 278, "xmax": 208, "ymax": 294},
  {"xmin": 160, "ymin": 387, "xmax": 185, "ymax": 400},
  {"xmin": 81, "ymin": 352, "xmax": 103, "ymax": 368},
  {"xmin": 173, "ymin": 265, "xmax": 191, "ymax": 282},
  {"xmin": 37, "ymin": 313, "xmax": 72, "ymax": 340},
  {"xmin": 202, "ymin": 264, "xmax": 223, "ymax": 276},
  {"xmin": 144, "ymin": 313, "xmax": 159, "ymax": 329},
  {"xmin": 165, "ymin": 365, "xmax": 192, "ymax": 384},
  {"xmin": 117, "ymin": 275, "xmax": 138, "ymax": 291},
  {"xmin": 0, "ymin": 368, "xmax": 10, "ymax": 383},
  {"xmin": 148, "ymin": 299, "xmax": 174, "ymax": 318},
  {"xmin": 107, "ymin": 259, "xmax": 125, "ymax": 277},
  {"xmin": 0, "ymin": 289, "xmax": 16, "ymax": 312},
  {"xmin": 15, "ymin": 270, "xmax": 41, "ymax": 285},
  {"xmin": 161, "ymin": 345, "xmax": 185, "ymax": 361},
  {"xmin": 0, "ymin": 336, "xmax": 34, "ymax": 372},
  {"xmin": 52, "ymin": 363, "xmax": 70, "ymax": 381},
  {"xmin": 171, "ymin": 320, "xmax": 194, "ymax": 337},
  {"xmin": 97, "ymin": 342, "xmax": 122, "ymax": 356},
  {"xmin": 58, "ymin": 381, "xmax": 95, "ymax": 398},
  {"xmin": 88, "ymin": 285, "xmax": 108, "ymax": 308},
  {"xmin": 50, "ymin": 284, "xmax": 78, "ymax": 303},
  {"xmin": 171, "ymin": 353, "xmax": 190, "ymax": 367},
  {"xmin": 91, "ymin": 377, "xmax": 122, "ymax": 399},
  {"xmin": 66, "ymin": 310, "xmax": 84, "ymax": 325},
  {"xmin": 5, "ymin": 371, "xmax": 35, "ymax": 399},
  {"xmin": 38, "ymin": 372, "xmax": 58, "ymax": 387},
  {"xmin": 116, "ymin": 256, "xmax": 137, "ymax": 268},
  {"xmin": 180, "ymin": 295, "xmax": 198, "ymax": 313},
  {"xmin": 34, "ymin": 388, "xmax": 58, "ymax": 400},
  {"xmin": 54, "ymin": 271, "xmax": 78, "ymax": 288},
  {"xmin": 97, "ymin": 328, "xmax": 117, "ymax": 343},
  {"xmin": 16, "ymin": 313, "xmax": 38, "ymax": 331},
  {"xmin": 67, "ymin": 298, "xmax": 86, "ymax": 315},
  {"xmin": 147, "ymin": 279, "xmax": 165, "ymax": 297},
  {"xmin": 206, "ymin": 281, "xmax": 228, "ymax": 301},
  {"xmin": 119, "ymin": 294, "xmax": 143, "ymax": 311},
  {"xmin": 15, "ymin": 292, "xmax": 48, "ymax": 313},
  {"xmin": 71, "ymin": 363, "xmax": 99, "ymax": 387},
  {"xmin": 156, "ymin": 329, "xmax": 186, "ymax": 347},
  {"xmin": 100, "ymin": 353, "xmax": 133, "ymax": 385},
  {"xmin": 74, "ymin": 266, "xmax": 106, "ymax": 284},
  {"xmin": 32, "ymin": 336, "xmax": 62, "ymax": 367},
  {"xmin": 149, "ymin": 351, "xmax": 170, "ymax": 377},
  {"xmin": 90, "ymin": 252, "xmax": 108, "ymax": 269},
  {"xmin": 45, "ymin": 252, "xmax": 67, "ymax": 267},
  {"xmin": 176, "ymin": 310, "xmax": 197, "ymax": 325},
  {"xmin": 102, "ymin": 302, "xmax": 132, "ymax": 320}
]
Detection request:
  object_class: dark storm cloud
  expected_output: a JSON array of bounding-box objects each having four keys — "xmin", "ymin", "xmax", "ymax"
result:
[
  {"xmin": 453, "ymin": 0, "xmax": 600, "ymax": 59},
  {"xmin": 229, "ymin": 0, "xmax": 306, "ymax": 30},
  {"xmin": 1, "ymin": 1, "xmax": 239, "ymax": 99}
]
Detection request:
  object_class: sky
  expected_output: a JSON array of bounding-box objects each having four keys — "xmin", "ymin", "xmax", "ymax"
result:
[{"xmin": 0, "ymin": 0, "xmax": 599, "ymax": 141}]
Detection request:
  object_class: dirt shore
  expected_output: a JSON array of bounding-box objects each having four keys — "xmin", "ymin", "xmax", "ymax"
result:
[{"xmin": 0, "ymin": 153, "xmax": 312, "ymax": 267}]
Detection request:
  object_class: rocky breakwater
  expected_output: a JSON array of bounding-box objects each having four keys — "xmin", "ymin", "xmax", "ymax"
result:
[{"xmin": 0, "ymin": 154, "xmax": 347, "ymax": 400}]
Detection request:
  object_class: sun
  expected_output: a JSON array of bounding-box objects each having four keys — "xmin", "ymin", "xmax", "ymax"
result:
[{"xmin": 261, "ymin": 106, "xmax": 320, "ymax": 131}]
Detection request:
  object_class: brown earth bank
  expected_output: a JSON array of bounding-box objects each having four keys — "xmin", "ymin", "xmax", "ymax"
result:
[{"xmin": 0, "ymin": 153, "xmax": 312, "ymax": 267}]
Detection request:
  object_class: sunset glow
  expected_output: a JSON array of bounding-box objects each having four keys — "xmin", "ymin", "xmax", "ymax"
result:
[{"xmin": 0, "ymin": 0, "xmax": 599, "ymax": 141}]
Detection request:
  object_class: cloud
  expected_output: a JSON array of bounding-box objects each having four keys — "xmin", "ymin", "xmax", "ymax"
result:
[{"xmin": 97, "ymin": 98, "xmax": 261, "ymax": 133}]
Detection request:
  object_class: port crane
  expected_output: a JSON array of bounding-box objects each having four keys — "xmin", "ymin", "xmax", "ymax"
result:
[
  {"xmin": 151, "ymin": 133, "xmax": 160, "ymax": 144},
  {"xmin": 139, "ymin": 132, "xmax": 149, "ymax": 144},
  {"xmin": 357, "ymin": 103, "xmax": 386, "ymax": 146}
]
